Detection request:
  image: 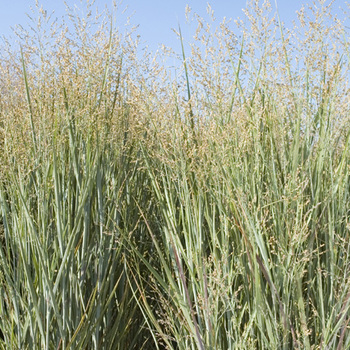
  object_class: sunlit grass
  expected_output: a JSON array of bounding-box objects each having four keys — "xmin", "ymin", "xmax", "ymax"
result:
[{"xmin": 1, "ymin": 0, "xmax": 350, "ymax": 349}]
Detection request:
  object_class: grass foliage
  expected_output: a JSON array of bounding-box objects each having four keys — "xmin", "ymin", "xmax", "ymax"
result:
[{"xmin": 1, "ymin": 0, "xmax": 350, "ymax": 348}]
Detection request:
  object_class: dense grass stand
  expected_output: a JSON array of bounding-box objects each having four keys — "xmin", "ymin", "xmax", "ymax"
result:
[{"xmin": 0, "ymin": 1, "xmax": 350, "ymax": 349}]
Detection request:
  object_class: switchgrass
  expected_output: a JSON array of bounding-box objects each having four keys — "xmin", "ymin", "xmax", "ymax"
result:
[{"xmin": 1, "ymin": 0, "xmax": 350, "ymax": 349}]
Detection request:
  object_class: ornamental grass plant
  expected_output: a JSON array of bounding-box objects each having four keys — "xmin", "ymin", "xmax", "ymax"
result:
[{"xmin": 0, "ymin": 0, "xmax": 350, "ymax": 349}]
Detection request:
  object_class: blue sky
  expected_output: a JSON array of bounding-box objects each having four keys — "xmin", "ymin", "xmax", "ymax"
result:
[{"xmin": 0, "ymin": 0, "xmax": 346, "ymax": 53}]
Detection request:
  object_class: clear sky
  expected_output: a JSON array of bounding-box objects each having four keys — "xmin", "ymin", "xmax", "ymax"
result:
[{"xmin": 0, "ymin": 0, "xmax": 346, "ymax": 54}]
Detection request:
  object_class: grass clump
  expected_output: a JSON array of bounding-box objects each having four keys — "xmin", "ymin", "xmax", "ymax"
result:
[{"xmin": 1, "ymin": 0, "xmax": 350, "ymax": 349}]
